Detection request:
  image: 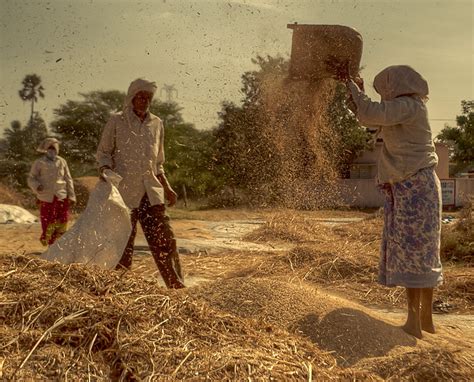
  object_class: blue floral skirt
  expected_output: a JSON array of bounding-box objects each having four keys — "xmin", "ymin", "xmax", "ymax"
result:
[{"xmin": 378, "ymin": 166, "xmax": 443, "ymax": 288}]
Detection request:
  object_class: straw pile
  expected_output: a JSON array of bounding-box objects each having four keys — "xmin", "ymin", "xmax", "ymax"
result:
[
  {"xmin": 357, "ymin": 347, "xmax": 473, "ymax": 381},
  {"xmin": 244, "ymin": 211, "xmax": 474, "ymax": 312},
  {"xmin": 0, "ymin": 183, "xmax": 34, "ymax": 209},
  {"xmin": 195, "ymin": 278, "xmax": 420, "ymax": 367},
  {"xmin": 244, "ymin": 212, "xmax": 380, "ymax": 283},
  {"xmin": 1, "ymin": 253, "xmax": 380, "ymax": 381}
]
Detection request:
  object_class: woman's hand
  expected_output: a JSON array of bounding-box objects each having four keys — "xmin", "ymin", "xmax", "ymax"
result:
[{"xmin": 353, "ymin": 76, "xmax": 365, "ymax": 92}]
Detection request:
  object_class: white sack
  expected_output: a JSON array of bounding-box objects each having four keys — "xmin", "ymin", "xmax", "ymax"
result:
[
  {"xmin": 0, "ymin": 204, "xmax": 38, "ymax": 224},
  {"xmin": 41, "ymin": 171, "xmax": 132, "ymax": 269}
]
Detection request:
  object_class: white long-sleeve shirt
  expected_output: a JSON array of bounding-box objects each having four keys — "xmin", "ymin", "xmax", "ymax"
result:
[
  {"xmin": 27, "ymin": 155, "xmax": 76, "ymax": 203},
  {"xmin": 96, "ymin": 109, "xmax": 166, "ymax": 209},
  {"xmin": 349, "ymin": 82, "xmax": 438, "ymax": 184}
]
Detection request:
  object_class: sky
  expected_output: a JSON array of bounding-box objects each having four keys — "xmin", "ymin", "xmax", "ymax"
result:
[{"xmin": 0, "ymin": 0, "xmax": 473, "ymax": 137}]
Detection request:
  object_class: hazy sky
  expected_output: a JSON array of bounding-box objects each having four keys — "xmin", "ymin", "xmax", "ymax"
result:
[{"xmin": 1, "ymin": 0, "xmax": 473, "ymax": 136}]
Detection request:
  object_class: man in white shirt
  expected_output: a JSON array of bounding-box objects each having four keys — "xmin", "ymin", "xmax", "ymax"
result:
[{"xmin": 96, "ymin": 78, "xmax": 184, "ymax": 288}]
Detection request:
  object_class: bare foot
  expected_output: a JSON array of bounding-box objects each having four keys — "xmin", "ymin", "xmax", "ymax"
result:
[{"xmin": 401, "ymin": 322, "xmax": 422, "ymax": 339}]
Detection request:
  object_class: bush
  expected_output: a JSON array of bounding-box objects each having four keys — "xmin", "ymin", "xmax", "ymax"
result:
[
  {"xmin": 441, "ymin": 198, "xmax": 474, "ymax": 264},
  {"xmin": 0, "ymin": 159, "xmax": 30, "ymax": 189}
]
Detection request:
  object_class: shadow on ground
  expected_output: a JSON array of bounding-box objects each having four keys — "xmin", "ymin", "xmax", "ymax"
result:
[{"xmin": 295, "ymin": 307, "xmax": 416, "ymax": 366}]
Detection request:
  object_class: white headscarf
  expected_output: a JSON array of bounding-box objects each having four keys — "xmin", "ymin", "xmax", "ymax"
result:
[
  {"xmin": 37, "ymin": 137, "xmax": 60, "ymax": 154},
  {"xmin": 123, "ymin": 78, "xmax": 158, "ymax": 113},
  {"xmin": 373, "ymin": 65, "xmax": 429, "ymax": 101}
]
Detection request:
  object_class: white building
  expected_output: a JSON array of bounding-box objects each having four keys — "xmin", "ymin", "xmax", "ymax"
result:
[{"xmin": 339, "ymin": 141, "xmax": 473, "ymax": 208}]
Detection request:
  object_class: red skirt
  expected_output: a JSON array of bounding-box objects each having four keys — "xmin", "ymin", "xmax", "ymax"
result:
[{"xmin": 39, "ymin": 197, "xmax": 70, "ymax": 246}]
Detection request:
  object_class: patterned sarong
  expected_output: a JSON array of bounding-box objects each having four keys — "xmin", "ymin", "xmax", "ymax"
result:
[{"xmin": 378, "ymin": 166, "xmax": 443, "ymax": 288}]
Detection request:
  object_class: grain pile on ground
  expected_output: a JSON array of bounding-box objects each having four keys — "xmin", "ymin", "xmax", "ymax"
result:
[
  {"xmin": 244, "ymin": 212, "xmax": 380, "ymax": 284},
  {"xmin": 358, "ymin": 346, "xmax": 473, "ymax": 381},
  {"xmin": 193, "ymin": 277, "xmax": 472, "ymax": 379},
  {"xmin": 1, "ymin": 254, "xmax": 379, "ymax": 381},
  {"xmin": 244, "ymin": 211, "xmax": 474, "ymax": 313},
  {"xmin": 195, "ymin": 278, "xmax": 418, "ymax": 367}
]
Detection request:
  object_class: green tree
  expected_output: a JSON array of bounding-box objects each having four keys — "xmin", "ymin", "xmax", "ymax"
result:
[
  {"xmin": 51, "ymin": 90, "xmax": 217, "ymax": 196},
  {"xmin": 51, "ymin": 90, "xmax": 125, "ymax": 166},
  {"xmin": 18, "ymin": 74, "xmax": 45, "ymax": 125},
  {"xmin": 437, "ymin": 100, "xmax": 474, "ymax": 175},
  {"xmin": 23, "ymin": 112, "xmax": 48, "ymax": 158},
  {"xmin": 3, "ymin": 120, "xmax": 26, "ymax": 159},
  {"xmin": 0, "ymin": 121, "xmax": 31, "ymax": 188},
  {"xmin": 164, "ymin": 122, "xmax": 217, "ymax": 198},
  {"xmin": 212, "ymin": 55, "xmax": 371, "ymax": 207},
  {"xmin": 213, "ymin": 56, "xmax": 287, "ymax": 200}
]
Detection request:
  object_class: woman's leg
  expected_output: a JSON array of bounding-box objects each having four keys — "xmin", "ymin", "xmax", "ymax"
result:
[
  {"xmin": 50, "ymin": 198, "xmax": 70, "ymax": 245},
  {"xmin": 421, "ymin": 287, "xmax": 435, "ymax": 333},
  {"xmin": 402, "ymin": 288, "xmax": 422, "ymax": 339},
  {"xmin": 39, "ymin": 200, "xmax": 54, "ymax": 246}
]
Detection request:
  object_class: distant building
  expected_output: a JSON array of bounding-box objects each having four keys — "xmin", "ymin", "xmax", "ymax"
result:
[
  {"xmin": 349, "ymin": 140, "xmax": 450, "ymax": 180},
  {"xmin": 338, "ymin": 141, "xmax": 473, "ymax": 208}
]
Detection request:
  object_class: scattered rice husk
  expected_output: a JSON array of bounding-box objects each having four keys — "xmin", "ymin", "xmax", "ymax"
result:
[
  {"xmin": 195, "ymin": 277, "xmax": 418, "ymax": 367},
  {"xmin": 1, "ymin": 253, "xmax": 379, "ymax": 380},
  {"xmin": 356, "ymin": 347, "xmax": 473, "ymax": 381},
  {"xmin": 243, "ymin": 212, "xmax": 474, "ymax": 313}
]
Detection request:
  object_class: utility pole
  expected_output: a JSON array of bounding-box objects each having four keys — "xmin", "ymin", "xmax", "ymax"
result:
[{"xmin": 160, "ymin": 84, "xmax": 178, "ymax": 102}]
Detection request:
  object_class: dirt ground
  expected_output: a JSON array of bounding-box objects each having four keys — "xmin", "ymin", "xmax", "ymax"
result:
[{"xmin": 1, "ymin": 207, "xmax": 473, "ymax": 380}]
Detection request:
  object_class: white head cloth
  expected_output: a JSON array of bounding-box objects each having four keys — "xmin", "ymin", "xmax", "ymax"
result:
[
  {"xmin": 373, "ymin": 65, "xmax": 429, "ymax": 101},
  {"xmin": 37, "ymin": 137, "xmax": 60, "ymax": 154}
]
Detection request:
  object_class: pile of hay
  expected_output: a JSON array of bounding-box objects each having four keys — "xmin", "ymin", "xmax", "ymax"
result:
[
  {"xmin": 358, "ymin": 347, "xmax": 473, "ymax": 381},
  {"xmin": 1, "ymin": 254, "xmax": 376, "ymax": 381},
  {"xmin": 244, "ymin": 212, "xmax": 380, "ymax": 284},
  {"xmin": 195, "ymin": 278, "xmax": 419, "ymax": 367},
  {"xmin": 1, "ymin": 253, "xmax": 472, "ymax": 380},
  {"xmin": 0, "ymin": 183, "xmax": 34, "ymax": 209},
  {"xmin": 244, "ymin": 211, "xmax": 474, "ymax": 312}
]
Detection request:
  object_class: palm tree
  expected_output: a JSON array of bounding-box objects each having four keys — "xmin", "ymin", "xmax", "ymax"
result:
[{"xmin": 18, "ymin": 74, "xmax": 45, "ymax": 124}]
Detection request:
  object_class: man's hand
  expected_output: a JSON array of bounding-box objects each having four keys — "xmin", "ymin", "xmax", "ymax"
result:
[
  {"xmin": 99, "ymin": 165, "xmax": 111, "ymax": 181},
  {"xmin": 165, "ymin": 188, "xmax": 178, "ymax": 207},
  {"xmin": 37, "ymin": 185, "xmax": 44, "ymax": 192},
  {"xmin": 157, "ymin": 173, "xmax": 177, "ymax": 207}
]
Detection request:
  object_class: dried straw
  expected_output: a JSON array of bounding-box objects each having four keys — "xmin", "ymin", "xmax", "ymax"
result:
[{"xmin": 1, "ymin": 253, "xmax": 377, "ymax": 380}]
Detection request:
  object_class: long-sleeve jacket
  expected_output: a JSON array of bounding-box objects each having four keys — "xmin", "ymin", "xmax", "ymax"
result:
[
  {"xmin": 96, "ymin": 109, "xmax": 166, "ymax": 209},
  {"xmin": 348, "ymin": 66, "xmax": 438, "ymax": 184},
  {"xmin": 27, "ymin": 155, "xmax": 76, "ymax": 203}
]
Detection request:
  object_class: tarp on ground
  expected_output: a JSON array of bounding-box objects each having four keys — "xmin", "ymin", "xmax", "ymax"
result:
[
  {"xmin": 41, "ymin": 171, "xmax": 132, "ymax": 269},
  {"xmin": 0, "ymin": 204, "xmax": 38, "ymax": 224}
]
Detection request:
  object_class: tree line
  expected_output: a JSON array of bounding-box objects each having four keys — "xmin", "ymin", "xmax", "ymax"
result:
[{"xmin": 1, "ymin": 58, "xmax": 473, "ymax": 207}]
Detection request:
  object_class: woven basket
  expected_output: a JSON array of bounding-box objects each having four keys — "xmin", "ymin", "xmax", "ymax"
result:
[{"xmin": 287, "ymin": 24, "xmax": 363, "ymax": 81}]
